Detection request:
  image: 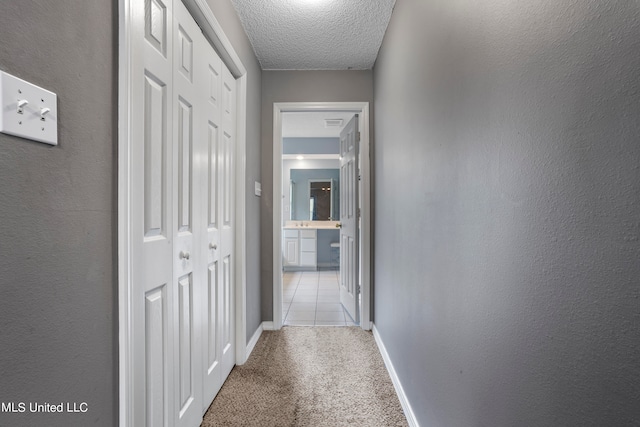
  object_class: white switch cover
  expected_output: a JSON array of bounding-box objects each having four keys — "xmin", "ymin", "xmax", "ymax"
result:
[
  {"xmin": 0, "ymin": 71, "xmax": 58, "ymax": 146},
  {"xmin": 255, "ymin": 181, "xmax": 262, "ymax": 196}
]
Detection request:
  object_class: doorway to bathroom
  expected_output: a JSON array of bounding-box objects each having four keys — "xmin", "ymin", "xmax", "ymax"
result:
[{"xmin": 272, "ymin": 102, "xmax": 371, "ymax": 331}]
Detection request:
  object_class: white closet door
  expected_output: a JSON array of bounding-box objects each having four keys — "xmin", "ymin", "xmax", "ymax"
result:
[
  {"xmin": 132, "ymin": 0, "xmax": 175, "ymax": 426},
  {"xmin": 200, "ymin": 23, "xmax": 236, "ymax": 412},
  {"xmin": 219, "ymin": 64, "xmax": 236, "ymax": 380},
  {"xmin": 172, "ymin": 1, "xmax": 203, "ymax": 426},
  {"xmin": 200, "ymin": 28, "xmax": 224, "ymax": 407},
  {"xmin": 132, "ymin": 1, "xmax": 237, "ymax": 426}
]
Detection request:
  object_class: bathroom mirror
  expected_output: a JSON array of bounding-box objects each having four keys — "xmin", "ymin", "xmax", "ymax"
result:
[
  {"xmin": 309, "ymin": 180, "xmax": 333, "ymax": 220},
  {"xmin": 290, "ymin": 169, "xmax": 339, "ymax": 220}
]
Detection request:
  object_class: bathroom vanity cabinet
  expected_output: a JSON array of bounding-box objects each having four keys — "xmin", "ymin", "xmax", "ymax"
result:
[{"xmin": 283, "ymin": 229, "xmax": 317, "ymax": 270}]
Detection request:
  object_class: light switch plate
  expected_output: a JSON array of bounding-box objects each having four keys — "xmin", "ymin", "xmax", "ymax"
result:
[
  {"xmin": 0, "ymin": 71, "xmax": 58, "ymax": 146},
  {"xmin": 255, "ymin": 181, "xmax": 262, "ymax": 196}
]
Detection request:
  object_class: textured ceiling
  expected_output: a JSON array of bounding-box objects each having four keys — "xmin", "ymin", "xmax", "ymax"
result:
[
  {"xmin": 282, "ymin": 112, "xmax": 356, "ymax": 137},
  {"xmin": 230, "ymin": 0, "xmax": 396, "ymax": 70}
]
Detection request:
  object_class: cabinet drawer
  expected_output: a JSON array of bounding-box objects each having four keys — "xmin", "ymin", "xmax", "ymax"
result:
[
  {"xmin": 283, "ymin": 229, "xmax": 298, "ymax": 238},
  {"xmin": 300, "ymin": 238, "xmax": 316, "ymax": 252},
  {"xmin": 299, "ymin": 252, "xmax": 316, "ymax": 266},
  {"xmin": 299, "ymin": 229, "xmax": 316, "ymax": 238}
]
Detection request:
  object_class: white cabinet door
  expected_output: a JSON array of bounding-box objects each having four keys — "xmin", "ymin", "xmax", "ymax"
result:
[
  {"xmin": 284, "ymin": 237, "xmax": 299, "ymax": 265},
  {"xmin": 299, "ymin": 251, "xmax": 317, "ymax": 267}
]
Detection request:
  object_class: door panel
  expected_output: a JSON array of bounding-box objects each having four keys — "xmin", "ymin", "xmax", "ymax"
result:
[
  {"xmin": 207, "ymin": 261, "xmax": 220, "ymax": 374},
  {"xmin": 145, "ymin": 285, "xmax": 168, "ymax": 427},
  {"xmin": 146, "ymin": 0, "xmax": 167, "ymax": 55},
  {"xmin": 143, "ymin": 73, "xmax": 167, "ymax": 238},
  {"xmin": 177, "ymin": 99, "xmax": 192, "ymax": 231},
  {"xmin": 177, "ymin": 275, "xmax": 193, "ymax": 412},
  {"xmin": 339, "ymin": 115, "xmax": 359, "ymax": 322}
]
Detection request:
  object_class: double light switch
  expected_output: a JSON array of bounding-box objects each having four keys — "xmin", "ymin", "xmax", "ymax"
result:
[{"xmin": 0, "ymin": 71, "xmax": 58, "ymax": 146}]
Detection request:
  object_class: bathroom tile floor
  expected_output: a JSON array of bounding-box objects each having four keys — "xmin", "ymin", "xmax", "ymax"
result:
[{"xmin": 282, "ymin": 270, "xmax": 357, "ymax": 326}]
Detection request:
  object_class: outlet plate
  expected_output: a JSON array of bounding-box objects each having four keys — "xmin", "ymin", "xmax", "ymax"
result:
[{"xmin": 0, "ymin": 71, "xmax": 58, "ymax": 146}]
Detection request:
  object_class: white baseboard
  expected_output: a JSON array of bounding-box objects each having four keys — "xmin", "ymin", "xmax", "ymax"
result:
[
  {"xmin": 372, "ymin": 324, "xmax": 419, "ymax": 427},
  {"xmin": 244, "ymin": 322, "xmax": 275, "ymax": 362},
  {"xmin": 245, "ymin": 323, "xmax": 263, "ymax": 362},
  {"xmin": 262, "ymin": 321, "xmax": 275, "ymax": 331}
]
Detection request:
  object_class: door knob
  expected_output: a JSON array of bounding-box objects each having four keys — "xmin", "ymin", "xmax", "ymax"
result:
[
  {"xmin": 209, "ymin": 243, "xmax": 217, "ymax": 250},
  {"xmin": 179, "ymin": 251, "xmax": 190, "ymax": 260},
  {"xmin": 335, "ymin": 223, "xmax": 342, "ymax": 228}
]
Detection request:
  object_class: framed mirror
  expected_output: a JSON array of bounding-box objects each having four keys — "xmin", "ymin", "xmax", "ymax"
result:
[{"xmin": 290, "ymin": 168, "xmax": 339, "ymax": 220}]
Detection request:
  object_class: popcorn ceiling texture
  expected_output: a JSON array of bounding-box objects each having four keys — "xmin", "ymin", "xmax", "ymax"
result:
[{"xmin": 230, "ymin": 0, "xmax": 396, "ymax": 70}]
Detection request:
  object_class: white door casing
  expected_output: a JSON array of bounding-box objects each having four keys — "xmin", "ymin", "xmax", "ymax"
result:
[
  {"xmin": 339, "ymin": 115, "xmax": 359, "ymax": 322},
  {"xmin": 119, "ymin": 0, "xmax": 244, "ymax": 426},
  {"xmin": 271, "ymin": 103, "xmax": 371, "ymax": 331}
]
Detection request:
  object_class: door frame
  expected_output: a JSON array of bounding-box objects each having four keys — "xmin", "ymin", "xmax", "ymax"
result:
[
  {"xmin": 272, "ymin": 102, "xmax": 372, "ymax": 330},
  {"xmin": 117, "ymin": 1, "xmax": 249, "ymax": 425}
]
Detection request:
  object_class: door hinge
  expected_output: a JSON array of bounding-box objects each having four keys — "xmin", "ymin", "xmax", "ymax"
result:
[
  {"xmin": 356, "ymin": 132, "xmax": 361, "ymax": 142},
  {"xmin": 357, "ymin": 207, "xmax": 361, "ymax": 218}
]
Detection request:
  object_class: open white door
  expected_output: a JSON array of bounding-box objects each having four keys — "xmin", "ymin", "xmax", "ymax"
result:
[{"xmin": 339, "ymin": 115, "xmax": 359, "ymax": 322}]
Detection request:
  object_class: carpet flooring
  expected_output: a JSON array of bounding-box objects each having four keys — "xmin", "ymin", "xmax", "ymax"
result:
[{"xmin": 201, "ymin": 327, "xmax": 408, "ymax": 427}]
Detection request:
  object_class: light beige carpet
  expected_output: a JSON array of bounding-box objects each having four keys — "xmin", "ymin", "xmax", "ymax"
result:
[{"xmin": 201, "ymin": 327, "xmax": 408, "ymax": 427}]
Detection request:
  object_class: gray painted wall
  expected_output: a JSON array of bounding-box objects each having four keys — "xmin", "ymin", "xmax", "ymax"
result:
[
  {"xmin": 283, "ymin": 137, "xmax": 340, "ymax": 155},
  {"xmin": 261, "ymin": 70, "xmax": 374, "ymax": 320},
  {"xmin": 373, "ymin": 0, "xmax": 640, "ymax": 426},
  {"xmin": 0, "ymin": 2, "xmax": 117, "ymax": 426},
  {"xmin": 317, "ymin": 229, "xmax": 340, "ymax": 268},
  {"xmin": 204, "ymin": 0, "xmax": 263, "ymax": 343}
]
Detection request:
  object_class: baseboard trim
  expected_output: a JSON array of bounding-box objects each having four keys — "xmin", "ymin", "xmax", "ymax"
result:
[
  {"xmin": 372, "ymin": 324, "xmax": 419, "ymax": 427},
  {"xmin": 262, "ymin": 321, "xmax": 275, "ymax": 331},
  {"xmin": 245, "ymin": 323, "xmax": 263, "ymax": 362},
  {"xmin": 244, "ymin": 321, "xmax": 277, "ymax": 363}
]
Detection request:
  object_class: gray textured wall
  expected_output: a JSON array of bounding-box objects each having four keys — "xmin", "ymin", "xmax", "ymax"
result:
[
  {"xmin": 205, "ymin": 0, "xmax": 263, "ymax": 343},
  {"xmin": 0, "ymin": 2, "xmax": 117, "ymax": 426},
  {"xmin": 261, "ymin": 70, "xmax": 373, "ymax": 320},
  {"xmin": 373, "ymin": 0, "xmax": 640, "ymax": 426}
]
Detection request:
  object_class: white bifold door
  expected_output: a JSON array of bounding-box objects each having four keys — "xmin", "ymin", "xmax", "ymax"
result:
[{"xmin": 131, "ymin": 0, "xmax": 236, "ymax": 426}]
